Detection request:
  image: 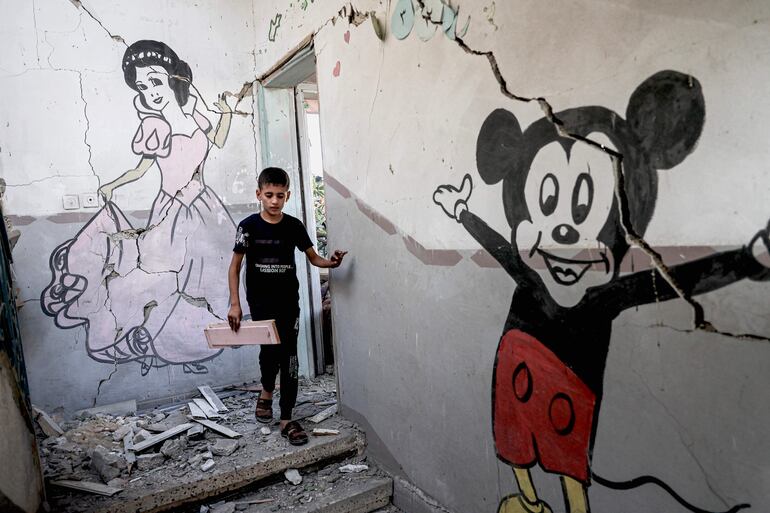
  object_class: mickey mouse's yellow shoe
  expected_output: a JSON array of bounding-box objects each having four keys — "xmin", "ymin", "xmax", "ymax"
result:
[{"xmin": 498, "ymin": 494, "xmax": 553, "ymax": 513}]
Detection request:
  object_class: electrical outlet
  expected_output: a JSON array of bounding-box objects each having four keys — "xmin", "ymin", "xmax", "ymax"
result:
[
  {"xmin": 80, "ymin": 193, "xmax": 99, "ymax": 208},
  {"xmin": 62, "ymin": 195, "xmax": 80, "ymax": 210}
]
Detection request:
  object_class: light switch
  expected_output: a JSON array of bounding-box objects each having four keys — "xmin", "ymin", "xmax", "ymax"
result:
[{"xmin": 62, "ymin": 195, "xmax": 79, "ymax": 210}]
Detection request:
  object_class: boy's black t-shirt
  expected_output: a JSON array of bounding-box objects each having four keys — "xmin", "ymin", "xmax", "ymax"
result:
[{"xmin": 233, "ymin": 213, "xmax": 313, "ymax": 319}]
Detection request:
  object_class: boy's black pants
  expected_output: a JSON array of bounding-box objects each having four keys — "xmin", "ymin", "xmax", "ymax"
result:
[{"xmin": 257, "ymin": 312, "xmax": 299, "ymax": 421}]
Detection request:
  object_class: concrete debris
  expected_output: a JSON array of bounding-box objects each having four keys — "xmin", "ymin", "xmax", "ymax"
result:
[
  {"xmin": 193, "ymin": 398, "xmax": 222, "ymax": 419},
  {"xmin": 136, "ymin": 453, "xmax": 165, "ymax": 471},
  {"xmin": 210, "ymin": 438, "xmax": 239, "ymax": 457},
  {"xmin": 133, "ymin": 423, "xmax": 194, "ymax": 452},
  {"xmin": 133, "ymin": 429, "xmax": 153, "ymax": 444},
  {"xmin": 189, "ymin": 401, "xmax": 207, "ymax": 419},
  {"xmin": 112, "ymin": 423, "xmax": 134, "ymax": 442},
  {"xmin": 307, "ymin": 404, "xmax": 338, "ymax": 423},
  {"xmin": 32, "ymin": 406, "xmax": 65, "ymax": 437},
  {"xmin": 284, "ymin": 468, "xmax": 302, "ymax": 485},
  {"xmin": 51, "ymin": 479, "xmax": 123, "ymax": 496},
  {"xmin": 193, "ymin": 419, "xmax": 241, "ymax": 438},
  {"xmin": 160, "ymin": 436, "xmax": 188, "ymax": 459},
  {"xmin": 312, "ymin": 428, "xmax": 340, "ymax": 436},
  {"xmin": 75, "ymin": 400, "xmax": 137, "ymax": 419},
  {"xmin": 38, "ymin": 374, "xmax": 344, "ymax": 512},
  {"xmin": 187, "ymin": 424, "xmax": 205, "ymax": 439},
  {"xmin": 90, "ymin": 445, "xmax": 126, "ymax": 482},
  {"xmin": 147, "ymin": 411, "xmax": 189, "ymax": 432},
  {"xmin": 199, "ymin": 506, "xmax": 210, "ymax": 513},
  {"xmin": 198, "ymin": 385, "xmax": 229, "ymax": 413},
  {"xmin": 106, "ymin": 478, "xmax": 127, "ymax": 489},
  {"xmin": 339, "ymin": 464, "xmax": 368, "ymax": 473}
]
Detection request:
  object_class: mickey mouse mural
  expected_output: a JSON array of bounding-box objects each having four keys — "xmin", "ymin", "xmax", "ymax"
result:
[{"xmin": 433, "ymin": 71, "xmax": 770, "ymax": 513}]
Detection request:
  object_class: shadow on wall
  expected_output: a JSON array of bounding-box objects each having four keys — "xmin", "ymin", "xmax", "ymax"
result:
[
  {"xmin": 433, "ymin": 70, "xmax": 769, "ymax": 513},
  {"xmin": 40, "ymin": 40, "xmax": 238, "ymax": 376}
]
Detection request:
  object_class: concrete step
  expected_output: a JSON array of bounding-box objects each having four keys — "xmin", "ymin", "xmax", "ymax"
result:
[{"xmin": 194, "ymin": 457, "xmax": 395, "ymax": 513}]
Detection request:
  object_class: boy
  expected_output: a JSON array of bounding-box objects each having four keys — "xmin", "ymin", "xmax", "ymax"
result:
[{"xmin": 227, "ymin": 167, "xmax": 347, "ymax": 445}]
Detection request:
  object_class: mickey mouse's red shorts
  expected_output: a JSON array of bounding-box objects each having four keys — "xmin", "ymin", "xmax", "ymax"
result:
[{"xmin": 493, "ymin": 329, "xmax": 595, "ymax": 484}]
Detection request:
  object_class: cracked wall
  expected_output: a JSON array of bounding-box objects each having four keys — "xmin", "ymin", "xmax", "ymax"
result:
[
  {"xmin": 255, "ymin": 0, "xmax": 770, "ymax": 512},
  {"xmin": 0, "ymin": 0, "xmax": 264, "ymax": 413}
]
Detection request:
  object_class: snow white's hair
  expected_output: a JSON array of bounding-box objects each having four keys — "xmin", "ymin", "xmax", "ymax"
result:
[{"xmin": 122, "ymin": 40, "xmax": 192, "ymax": 107}]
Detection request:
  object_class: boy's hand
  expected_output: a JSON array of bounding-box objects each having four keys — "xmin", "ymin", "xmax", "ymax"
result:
[
  {"xmin": 227, "ymin": 304, "xmax": 243, "ymax": 332},
  {"xmin": 329, "ymin": 250, "xmax": 348, "ymax": 268}
]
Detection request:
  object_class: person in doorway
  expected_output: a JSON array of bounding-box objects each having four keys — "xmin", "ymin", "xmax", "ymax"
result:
[{"xmin": 227, "ymin": 167, "xmax": 347, "ymax": 445}]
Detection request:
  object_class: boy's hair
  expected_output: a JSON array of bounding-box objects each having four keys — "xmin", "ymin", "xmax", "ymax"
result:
[{"xmin": 258, "ymin": 167, "xmax": 290, "ymax": 189}]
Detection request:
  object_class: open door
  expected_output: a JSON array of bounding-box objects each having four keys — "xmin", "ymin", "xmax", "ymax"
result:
[{"xmin": 258, "ymin": 44, "xmax": 329, "ymax": 377}]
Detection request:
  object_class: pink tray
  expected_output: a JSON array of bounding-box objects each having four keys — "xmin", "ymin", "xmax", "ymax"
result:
[{"xmin": 204, "ymin": 320, "xmax": 281, "ymax": 347}]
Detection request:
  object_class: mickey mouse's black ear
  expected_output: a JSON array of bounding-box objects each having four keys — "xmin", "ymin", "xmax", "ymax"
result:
[
  {"xmin": 626, "ymin": 70, "xmax": 705, "ymax": 170},
  {"xmin": 476, "ymin": 108, "xmax": 523, "ymax": 184}
]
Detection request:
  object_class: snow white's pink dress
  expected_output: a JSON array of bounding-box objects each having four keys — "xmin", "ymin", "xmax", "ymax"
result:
[{"xmin": 41, "ymin": 105, "xmax": 234, "ymax": 374}]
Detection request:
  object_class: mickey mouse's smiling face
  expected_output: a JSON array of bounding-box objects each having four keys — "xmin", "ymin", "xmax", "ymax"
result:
[{"xmin": 516, "ymin": 134, "xmax": 617, "ymax": 306}]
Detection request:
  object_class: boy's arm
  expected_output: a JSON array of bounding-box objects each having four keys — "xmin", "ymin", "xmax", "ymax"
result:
[
  {"xmin": 305, "ymin": 247, "xmax": 348, "ymax": 268},
  {"xmin": 227, "ymin": 252, "xmax": 245, "ymax": 331}
]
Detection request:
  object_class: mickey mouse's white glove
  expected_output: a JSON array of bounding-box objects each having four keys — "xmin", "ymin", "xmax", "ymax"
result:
[
  {"xmin": 749, "ymin": 219, "xmax": 770, "ymax": 268},
  {"xmin": 433, "ymin": 174, "xmax": 473, "ymax": 222}
]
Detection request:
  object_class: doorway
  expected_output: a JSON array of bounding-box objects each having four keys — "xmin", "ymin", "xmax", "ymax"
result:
[{"xmin": 258, "ymin": 44, "xmax": 333, "ymax": 377}]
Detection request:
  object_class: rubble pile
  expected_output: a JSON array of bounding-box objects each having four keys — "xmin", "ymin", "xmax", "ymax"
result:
[{"xmin": 35, "ymin": 375, "xmax": 360, "ymax": 511}]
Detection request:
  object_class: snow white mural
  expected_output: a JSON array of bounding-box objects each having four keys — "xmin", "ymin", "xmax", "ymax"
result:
[{"xmin": 41, "ymin": 40, "xmax": 237, "ymax": 375}]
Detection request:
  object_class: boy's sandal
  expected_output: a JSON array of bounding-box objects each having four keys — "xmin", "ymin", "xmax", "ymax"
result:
[
  {"xmin": 281, "ymin": 421, "xmax": 309, "ymax": 446},
  {"xmin": 255, "ymin": 397, "xmax": 273, "ymax": 424}
]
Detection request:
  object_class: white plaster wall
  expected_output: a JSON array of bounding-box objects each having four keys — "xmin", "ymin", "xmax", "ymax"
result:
[
  {"xmin": 0, "ymin": 0, "xmax": 264, "ymax": 412},
  {"xmin": 257, "ymin": 0, "xmax": 770, "ymax": 511}
]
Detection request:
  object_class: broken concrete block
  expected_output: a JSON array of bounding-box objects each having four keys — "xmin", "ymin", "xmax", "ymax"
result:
[
  {"xmin": 307, "ymin": 405, "xmax": 337, "ymax": 423},
  {"xmin": 198, "ymin": 385, "xmax": 228, "ymax": 413},
  {"xmin": 147, "ymin": 412, "xmax": 188, "ymax": 432},
  {"xmin": 201, "ymin": 459, "xmax": 215, "ymax": 472},
  {"xmin": 188, "ymin": 453, "xmax": 204, "ymax": 466},
  {"xmin": 339, "ymin": 464, "xmax": 368, "ymax": 473},
  {"xmin": 133, "ymin": 429, "xmax": 153, "ymax": 444},
  {"xmin": 209, "ymin": 438, "xmax": 238, "ymax": 457},
  {"xmin": 51, "ymin": 479, "xmax": 123, "ymax": 496},
  {"xmin": 260, "ymin": 427, "xmax": 271, "ymax": 435},
  {"xmin": 90, "ymin": 445, "xmax": 125, "ymax": 483},
  {"xmin": 32, "ymin": 406, "xmax": 65, "ymax": 437},
  {"xmin": 187, "ymin": 424, "xmax": 205, "ymax": 440},
  {"xmin": 200, "ymin": 451, "xmax": 213, "ymax": 460},
  {"xmin": 112, "ymin": 423, "xmax": 135, "ymax": 442},
  {"xmin": 192, "ymin": 419, "xmax": 241, "ymax": 438},
  {"xmin": 75, "ymin": 400, "xmax": 137, "ymax": 419},
  {"xmin": 136, "ymin": 453, "xmax": 165, "ymax": 471},
  {"xmin": 133, "ymin": 423, "xmax": 194, "ymax": 452},
  {"xmin": 311, "ymin": 428, "xmax": 340, "ymax": 436},
  {"xmin": 151, "ymin": 412, "xmax": 166, "ymax": 423},
  {"xmin": 160, "ymin": 436, "xmax": 188, "ymax": 459},
  {"xmin": 284, "ymin": 469, "xmax": 302, "ymax": 485}
]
